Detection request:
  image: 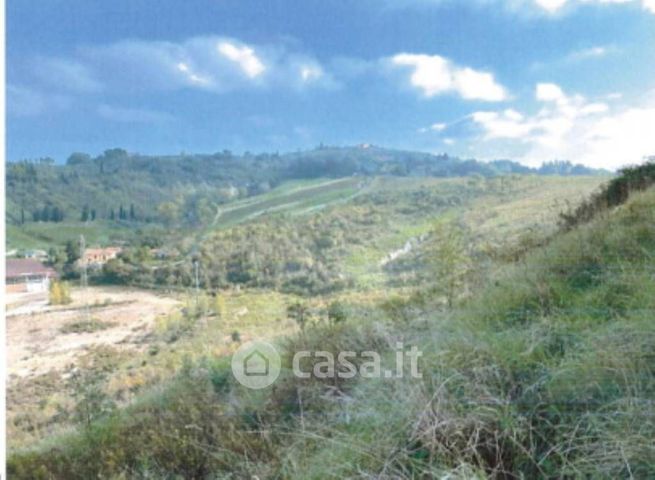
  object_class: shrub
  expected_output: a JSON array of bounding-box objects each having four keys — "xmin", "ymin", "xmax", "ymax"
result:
[{"xmin": 49, "ymin": 280, "xmax": 72, "ymax": 305}]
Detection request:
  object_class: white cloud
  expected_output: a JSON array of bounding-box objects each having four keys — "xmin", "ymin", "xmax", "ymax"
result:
[
  {"xmin": 419, "ymin": 122, "xmax": 448, "ymax": 133},
  {"xmin": 69, "ymin": 36, "xmax": 331, "ymax": 94},
  {"xmin": 566, "ymin": 46, "xmax": 610, "ymax": 61},
  {"xmin": 299, "ymin": 64, "xmax": 323, "ymax": 82},
  {"xmin": 217, "ymin": 41, "xmax": 266, "ymax": 78},
  {"xmin": 536, "ymin": 82, "xmax": 565, "ymax": 102},
  {"xmin": 470, "ymin": 83, "xmax": 655, "ymax": 169},
  {"xmin": 390, "ymin": 0, "xmax": 654, "ymax": 15},
  {"xmin": 176, "ymin": 62, "xmax": 213, "ymax": 87},
  {"xmin": 31, "ymin": 58, "xmax": 102, "ymax": 93},
  {"xmin": 455, "ymin": 67, "xmax": 508, "ymax": 101},
  {"xmin": 390, "ymin": 53, "xmax": 508, "ymax": 101},
  {"xmin": 535, "ymin": 0, "xmax": 568, "ymax": 12},
  {"xmin": 532, "ymin": 0, "xmax": 655, "ymax": 14}
]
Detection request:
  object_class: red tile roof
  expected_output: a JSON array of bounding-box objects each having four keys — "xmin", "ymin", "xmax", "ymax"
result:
[{"xmin": 6, "ymin": 259, "xmax": 58, "ymax": 279}]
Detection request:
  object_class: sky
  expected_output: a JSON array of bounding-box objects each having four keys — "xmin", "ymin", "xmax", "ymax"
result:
[{"xmin": 7, "ymin": 0, "xmax": 655, "ymax": 169}]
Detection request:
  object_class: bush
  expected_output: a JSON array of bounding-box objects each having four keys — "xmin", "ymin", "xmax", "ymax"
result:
[
  {"xmin": 559, "ymin": 158, "xmax": 655, "ymax": 230},
  {"xmin": 49, "ymin": 280, "xmax": 72, "ymax": 305}
]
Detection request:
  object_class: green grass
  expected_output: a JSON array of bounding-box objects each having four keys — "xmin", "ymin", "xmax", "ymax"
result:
[
  {"xmin": 15, "ymin": 174, "xmax": 644, "ymax": 479},
  {"xmin": 6, "ymin": 220, "xmax": 154, "ymax": 251},
  {"xmin": 214, "ymin": 177, "xmax": 364, "ymax": 228}
]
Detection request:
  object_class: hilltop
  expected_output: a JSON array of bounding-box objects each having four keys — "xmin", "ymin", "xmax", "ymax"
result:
[{"xmin": 6, "ymin": 145, "xmax": 606, "ymax": 227}]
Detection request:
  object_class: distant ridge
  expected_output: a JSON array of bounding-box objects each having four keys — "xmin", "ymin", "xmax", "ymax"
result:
[{"xmin": 6, "ymin": 145, "xmax": 610, "ymax": 225}]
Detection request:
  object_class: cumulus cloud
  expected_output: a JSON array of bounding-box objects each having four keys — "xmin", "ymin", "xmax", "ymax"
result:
[
  {"xmin": 390, "ymin": 53, "xmax": 508, "ymax": 101},
  {"xmin": 217, "ymin": 41, "xmax": 266, "ymax": 78},
  {"xmin": 66, "ymin": 36, "xmax": 333, "ymax": 94},
  {"xmin": 470, "ymin": 83, "xmax": 655, "ymax": 169}
]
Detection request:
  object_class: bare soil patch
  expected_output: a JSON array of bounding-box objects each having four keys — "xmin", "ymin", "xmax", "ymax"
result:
[{"xmin": 7, "ymin": 286, "xmax": 179, "ymax": 379}]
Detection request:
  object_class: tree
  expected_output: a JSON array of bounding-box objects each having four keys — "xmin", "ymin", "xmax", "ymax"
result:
[
  {"xmin": 66, "ymin": 152, "xmax": 92, "ymax": 165},
  {"xmin": 51, "ymin": 206, "xmax": 64, "ymax": 222},
  {"xmin": 65, "ymin": 240, "xmax": 81, "ymax": 265},
  {"xmin": 69, "ymin": 369, "xmax": 115, "ymax": 429},
  {"xmin": 327, "ymin": 301, "xmax": 347, "ymax": 326},
  {"xmin": 41, "ymin": 205, "xmax": 51, "ymax": 222},
  {"xmin": 129, "ymin": 204, "xmax": 136, "ymax": 220},
  {"xmin": 90, "ymin": 209, "xmax": 96, "ymax": 221},
  {"xmin": 287, "ymin": 302, "xmax": 311, "ymax": 332},
  {"xmin": 81, "ymin": 205, "xmax": 89, "ymax": 222},
  {"xmin": 424, "ymin": 221, "xmax": 472, "ymax": 308},
  {"xmin": 49, "ymin": 280, "xmax": 72, "ymax": 305}
]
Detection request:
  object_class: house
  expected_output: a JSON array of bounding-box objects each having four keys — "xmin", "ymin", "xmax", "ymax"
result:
[
  {"xmin": 6, "ymin": 258, "xmax": 58, "ymax": 294},
  {"xmin": 23, "ymin": 249, "xmax": 48, "ymax": 261},
  {"xmin": 81, "ymin": 247, "xmax": 122, "ymax": 267}
]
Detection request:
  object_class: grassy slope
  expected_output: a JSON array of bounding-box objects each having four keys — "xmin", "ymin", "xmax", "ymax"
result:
[
  {"xmin": 214, "ymin": 177, "xmax": 365, "ymax": 228},
  {"xmin": 16, "ymin": 176, "xmax": 648, "ymax": 479},
  {"xmin": 270, "ymin": 187, "xmax": 655, "ymax": 478}
]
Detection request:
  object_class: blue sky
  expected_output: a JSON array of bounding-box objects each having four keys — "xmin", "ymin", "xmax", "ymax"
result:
[{"xmin": 7, "ymin": 0, "xmax": 655, "ymax": 168}]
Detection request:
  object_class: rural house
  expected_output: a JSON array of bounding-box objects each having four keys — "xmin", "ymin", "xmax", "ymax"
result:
[
  {"xmin": 6, "ymin": 258, "xmax": 58, "ymax": 294},
  {"xmin": 81, "ymin": 247, "xmax": 122, "ymax": 266}
]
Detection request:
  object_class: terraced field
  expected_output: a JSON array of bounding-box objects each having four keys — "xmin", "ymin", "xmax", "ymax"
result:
[{"xmin": 213, "ymin": 177, "xmax": 367, "ymax": 227}]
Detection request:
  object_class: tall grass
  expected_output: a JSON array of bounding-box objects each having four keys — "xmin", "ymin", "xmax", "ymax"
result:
[{"xmin": 9, "ymin": 187, "xmax": 655, "ymax": 478}]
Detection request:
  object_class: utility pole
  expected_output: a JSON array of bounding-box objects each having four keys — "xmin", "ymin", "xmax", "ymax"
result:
[
  {"xmin": 193, "ymin": 259, "xmax": 200, "ymax": 307},
  {"xmin": 80, "ymin": 235, "xmax": 90, "ymax": 322}
]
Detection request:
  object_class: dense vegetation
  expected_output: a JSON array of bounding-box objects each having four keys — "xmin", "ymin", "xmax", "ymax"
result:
[
  {"xmin": 559, "ymin": 157, "xmax": 655, "ymax": 229},
  {"xmin": 7, "ymin": 145, "xmax": 605, "ymax": 227},
  {"xmin": 97, "ymin": 177, "xmax": 491, "ymax": 295},
  {"xmin": 8, "ymin": 166, "xmax": 654, "ymax": 478}
]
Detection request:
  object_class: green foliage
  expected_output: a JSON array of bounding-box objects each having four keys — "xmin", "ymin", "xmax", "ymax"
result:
[
  {"xmin": 48, "ymin": 280, "xmax": 72, "ymax": 305},
  {"xmin": 423, "ymin": 220, "xmax": 472, "ymax": 307},
  {"xmin": 156, "ymin": 308, "xmax": 197, "ymax": 343},
  {"xmin": 6, "ymin": 146, "xmax": 606, "ymax": 228},
  {"xmin": 327, "ymin": 300, "xmax": 347, "ymax": 326},
  {"xmin": 69, "ymin": 369, "xmax": 116, "ymax": 429},
  {"xmin": 559, "ymin": 157, "xmax": 655, "ymax": 229},
  {"xmin": 287, "ymin": 302, "xmax": 311, "ymax": 331}
]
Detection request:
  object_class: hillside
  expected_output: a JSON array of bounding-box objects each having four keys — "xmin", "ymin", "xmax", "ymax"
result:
[
  {"xmin": 8, "ymin": 166, "xmax": 655, "ymax": 478},
  {"xmin": 6, "ymin": 145, "xmax": 606, "ymax": 227}
]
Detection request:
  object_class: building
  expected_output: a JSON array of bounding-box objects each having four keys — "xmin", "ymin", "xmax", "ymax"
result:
[
  {"xmin": 23, "ymin": 249, "xmax": 48, "ymax": 261},
  {"xmin": 6, "ymin": 258, "xmax": 58, "ymax": 294},
  {"xmin": 81, "ymin": 247, "xmax": 122, "ymax": 266}
]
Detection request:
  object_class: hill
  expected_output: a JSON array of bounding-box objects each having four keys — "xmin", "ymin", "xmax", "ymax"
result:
[
  {"xmin": 8, "ymin": 166, "xmax": 654, "ymax": 478},
  {"xmin": 6, "ymin": 145, "xmax": 607, "ymax": 227}
]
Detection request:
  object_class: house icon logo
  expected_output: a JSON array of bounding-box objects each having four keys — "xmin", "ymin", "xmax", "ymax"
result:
[
  {"xmin": 244, "ymin": 350, "xmax": 269, "ymax": 376},
  {"xmin": 231, "ymin": 341, "xmax": 281, "ymax": 389}
]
